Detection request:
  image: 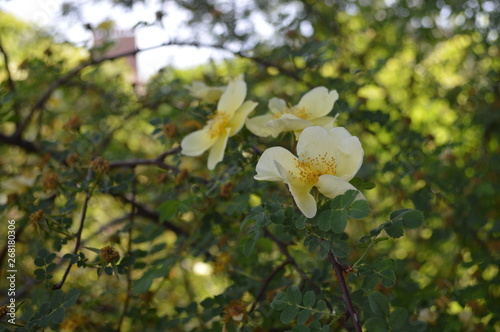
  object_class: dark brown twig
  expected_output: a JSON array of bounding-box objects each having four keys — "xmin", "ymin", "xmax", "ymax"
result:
[
  {"xmin": 249, "ymin": 260, "xmax": 290, "ymax": 313},
  {"xmin": 263, "ymin": 228, "xmax": 333, "ymax": 311},
  {"xmin": 328, "ymin": 252, "xmax": 362, "ymax": 332},
  {"xmin": 111, "ymin": 193, "xmax": 186, "ymax": 236},
  {"xmin": 0, "ymin": 36, "xmax": 15, "ymax": 93},
  {"xmin": 109, "ymin": 146, "xmax": 181, "ymax": 170},
  {"xmin": 52, "ymin": 169, "xmax": 93, "ymax": 290}
]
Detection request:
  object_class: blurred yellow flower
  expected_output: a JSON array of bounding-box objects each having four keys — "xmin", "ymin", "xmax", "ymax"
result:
[
  {"xmin": 181, "ymin": 76, "xmax": 257, "ymax": 170},
  {"xmin": 246, "ymin": 87, "xmax": 338, "ymax": 138},
  {"xmin": 255, "ymin": 126, "xmax": 364, "ymax": 218},
  {"xmin": 185, "ymin": 81, "xmax": 226, "ymax": 103}
]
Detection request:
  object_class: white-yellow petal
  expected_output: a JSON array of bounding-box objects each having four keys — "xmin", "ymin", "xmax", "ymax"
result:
[
  {"xmin": 265, "ymin": 114, "xmax": 313, "ymax": 137},
  {"xmin": 217, "ymin": 77, "xmax": 246, "ymax": 117},
  {"xmin": 181, "ymin": 127, "xmax": 217, "ymax": 156},
  {"xmin": 274, "ymin": 161, "xmax": 317, "ymax": 218},
  {"xmin": 228, "ymin": 101, "xmax": 258, "ymax": 136},
  {"xmin": 310, "ymin": 116, "xmax": 336, "ymax": 130},
  {"xmin": 297, "ymin": 87, "xmax": 339, "ymax": 119},
  {"xmin": 246, "ymin": 114, "xmax": 275, "ymax": 137},
  {"xmin": 255, "ymin": 147, "xmax": 298, "ymax": 182},
  {"xmin": 297, "ymin": 126, "xmax": 363, "ymax": 181},
  {"xmin": 207, "ymin": 127, "xmax": 231, "ymax": 170},
  {"xmin": 186, "ymin": 81, "xmax": 225, "ymax": 103},
  {"xmin": 335, "ymin": 135, "xmax": 364, "ymax": 180},
  {"xmin": 316, "ymin": 175, "xmax": 366, "ymax": 200},
  {"xmin": 268, "ymin": 97, "xmax": 286, "ymax": 114}
]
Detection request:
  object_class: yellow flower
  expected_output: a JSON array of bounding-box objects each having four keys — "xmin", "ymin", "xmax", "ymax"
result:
[
  {"xmin": 255, "ymin": 126, "xmax": 364, "ymax": 218},
  {"xmin": 185, "ymin": 81, "xmax": 226, "ymax": 103},
  {"xmin": 246, "ymin": 87, "xmax": 338, "ymax": 138},
  {"xmin": 181, "ymin": 76, "xmax": 258, "ymax": 170}
]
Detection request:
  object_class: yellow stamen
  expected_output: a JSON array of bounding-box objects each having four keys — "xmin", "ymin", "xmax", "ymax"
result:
[
  {"xmin": 273, "ymin": 104, "xmax": 309, "ymax": 119},
  {"xmin": 207, "ymin": 111, "xmax": 229, "ymax": 138},
  {"xmin": 290, "ymin": 153, "xmax": 337, "ymax": 184}
]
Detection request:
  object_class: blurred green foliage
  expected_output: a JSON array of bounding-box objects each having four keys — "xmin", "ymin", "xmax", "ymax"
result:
[{"xmin": 0, "ymin": 0, "xmax": 499, "ymax": 331}]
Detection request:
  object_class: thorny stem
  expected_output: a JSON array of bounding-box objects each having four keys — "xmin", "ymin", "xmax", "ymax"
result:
[{"xmin": 328, "ymin": 252, "xmax": 362, "ymax": 332}]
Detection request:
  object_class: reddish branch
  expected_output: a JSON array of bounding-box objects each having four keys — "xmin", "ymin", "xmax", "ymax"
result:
[{"xmin": 328, "ymin": 252, "xmax": 362, "ymax": 332}]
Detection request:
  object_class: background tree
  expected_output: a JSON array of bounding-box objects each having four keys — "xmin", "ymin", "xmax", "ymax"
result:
[{"xmin": 1, "ymin": 0, "xmax": 499, "ymax": 331}]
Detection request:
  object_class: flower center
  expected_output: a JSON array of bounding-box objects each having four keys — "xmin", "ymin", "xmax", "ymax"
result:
[
  {"xmin": 207, "ymin": 111, "xmax": 229, "ymax": 138},
  {"xmin": 273, "ymin": 105, "xmax": 309, "ymax": 119},
  {"xmin": 293, "ymin": 153, "xmax": 337, "ymax": 184}
]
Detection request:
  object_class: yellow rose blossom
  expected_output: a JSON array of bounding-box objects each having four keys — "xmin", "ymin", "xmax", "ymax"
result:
[
  {"xmin": 255, "ymin": 126, "xmax": 365, "ymax": 218},
  {"xmin": 185, "ymin": 81, "xmax": 226, "ymax": 103},
  {"xmin": 181, "ymin": 76, "xmax": 258, "ymax": 170},
  {"xmin": 246, "ymin": 87, "xmax": 339, "ymax": 139}
]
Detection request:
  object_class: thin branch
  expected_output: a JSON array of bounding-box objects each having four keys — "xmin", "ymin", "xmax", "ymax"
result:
[
  {"xmin": 0, "ymin": 133, "xmax": 40, "ymax": 153},
  {"xmin": 0, "ymin": 36, "xmax": 16, "ymax": 93},
  {"xmin": 111, "ymin": 192, "xmax": 187, "ymax": 236},
  {"xmin": 263, "ymin": 228, "xmax": 333, "ymax": 311},
  {"xmin": 52, "ymin": 169, "xmax": 93, "ymax": 290},
  {"xmin": 109, "ymin": 146, "xmax": 181, "ymax": 170},
  {"xmin": 13, "ymin": 40, "xmax": 306, "ymax": 139},
  {"xmin": 328, "ymin": 252, "xmax": 362, "ymax": 332},
  {"xmin": 249, "ymin": 260, "xmax": 290, "ymax": 313}
]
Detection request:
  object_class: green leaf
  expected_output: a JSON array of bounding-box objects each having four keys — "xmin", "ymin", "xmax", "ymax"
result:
[
  {"xmin": 295, "ymin": 215, "xmax": 307, "ymax": 229},
  {"xmin": 34, "ymin": 257, "xmax": 45, "ymax": 267},
  {"xmin": 318, "ymin": 211, "xmax": 331, "ymax": 231},
  {"xmin": 271, "ymin": 292, "xmax": 288, "ymax": 310},
  {"xmin": 303, "ymin": 291, "xmax": 316, "ymax": 307},
  {"xmin": 349, "ymin": 177, "xmax": 376, "ymax": 190},
  {"xmin": 331, "ymin": 209, "xmax": 348, "ymax": 234},
  {"xmin": 316, "ymin": 300, "xmax": 327, "ymax": 311},
  {"xmin": 62, "ymin": 288, "xmax": 80, "ymax": 309},
  {"xmin": 241, "ymin": 236, "xmax": 256, "ymax": 256},
  {"xmin": 340, "ymin": 190, "xmax": 358, "ymax": 208},
  {"xmin": 46, "ymin": 253, "xmax": 56, "ymax": 263},
  {"xmin": 38, "ymin": 248, "xmax": 49, "ymax": 258},
  {"xmin": 348, "ymin": 200, "xmax": 371, "ymax": 219},
  {"xmin": 364, "ymin": 317, "xmax": 389, "ymax": 331},
  {"xmin": 304, "ymin": 235, "xmax": 320, "ymax": 252},
  {"xmin": 330, "ymin": 239, "xmax": 349, "ymax": 258},
  {"xmin": 368, "ymin": 291, "xmax": 389, "ymax": 317},
  {"xmin": 384, "ymin": 220, "xmax": 404, "ymax": 238},
  {"xmin": 280, "ymin": 306, "xmax": 299, "ymax": 324},
  {"xmin": 379, "ymin": 268, "xmax": 396, "ymax": 288},
  {"xmin": 286, "ymin": 286, "xmax": 302, "ymax": 305},
  {"xmin": 402, "ymin": 210, "xmax": 424, "ymax": 229},
  {"xmin": 39, "ymin": 315, "xmax": 50, "ymax": 328},
  {"xmin": 159, "ymin": 200, "xmax": 179, "ymax": 223},
  {"xmin": 49, "ymin": 307, "xmax": 64, "ymax": 325},
  {"xmin": 49, "ymin": 290, "xmax": 63, "ymax": 309},
  {"xmin": 389, "ymin": 307, "xmax": 409, "ymax": 329},
  {"xmin": 297, "ymin": 309, "xmax": 312, "ymax": 324},
  {"xmin": 292, "ymin": 324, "xmax": 311, "ymax": 332},
  {"xmin": 318, "ymin": 241, "xmax": 330, "ymax": 260}
]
